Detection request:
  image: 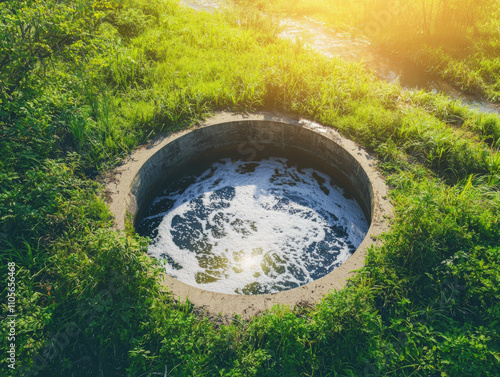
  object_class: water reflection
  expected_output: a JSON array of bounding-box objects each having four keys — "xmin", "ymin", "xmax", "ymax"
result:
[{"xmin": 138, "ymin": 158, "xmax": 369, "ymax": 294}]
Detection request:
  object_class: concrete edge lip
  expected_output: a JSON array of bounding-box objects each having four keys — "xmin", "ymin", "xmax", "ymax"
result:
[{"xmin": 104, "ymin": 112, "xmax": 393, "ymax": 318}]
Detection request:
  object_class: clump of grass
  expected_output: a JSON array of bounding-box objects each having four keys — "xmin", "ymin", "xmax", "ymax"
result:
[{"xmin": 238, "ymin": 0, "xmax": 500, "ymax": 102}]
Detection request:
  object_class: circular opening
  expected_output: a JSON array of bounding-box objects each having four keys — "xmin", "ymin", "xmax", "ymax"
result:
[
  {"xmin": 106, "ymin": 113, "xmax": 391, "ymax": 317},
  {"xmin": 136, "ymin": 156, "xmax": 369, "ymax": 295}
]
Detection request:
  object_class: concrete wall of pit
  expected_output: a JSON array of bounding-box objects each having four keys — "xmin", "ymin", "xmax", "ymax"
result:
[{"xmin": 105, "ymin": 113, "xmax": 392, "ymax": 319}]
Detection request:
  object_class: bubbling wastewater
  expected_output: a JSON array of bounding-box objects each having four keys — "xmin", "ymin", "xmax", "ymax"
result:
[{"xmin": 137, "ymin": 157, "xmax": 369, "ymax": 295}]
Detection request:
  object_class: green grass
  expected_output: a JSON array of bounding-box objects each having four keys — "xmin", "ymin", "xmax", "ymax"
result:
[
  {"xmin": 1, "ymin": 0, "xmax": 499, "ymax": 376},
  {"xmin": 235, "ymin": 0, "xmax": 500, "ymax": 103}
]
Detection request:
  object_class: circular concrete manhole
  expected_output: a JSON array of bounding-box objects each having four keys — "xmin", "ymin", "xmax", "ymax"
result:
[{"xmin": 106, "ymin": 113, "xmax": 391, "ymax": 317}]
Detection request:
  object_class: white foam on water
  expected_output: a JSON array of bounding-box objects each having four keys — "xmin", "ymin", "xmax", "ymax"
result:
[{"xmin": 143, "ymin": 158, "xmax": 369, "ymax": 294}]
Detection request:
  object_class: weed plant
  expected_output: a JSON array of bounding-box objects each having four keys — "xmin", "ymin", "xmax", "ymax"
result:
[{"xmin": 1, "ymin": 0, "xmax": 499, "ymax": 376}]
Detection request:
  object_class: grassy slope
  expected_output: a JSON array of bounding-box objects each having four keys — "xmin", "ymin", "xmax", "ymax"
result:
[
  {"xmin": 235, "ymin": 0, "xmax": 500, "ymax": 102},
  {"xmin": 1, "ymin": 0, "xmax": 499, "ymax": 376}
]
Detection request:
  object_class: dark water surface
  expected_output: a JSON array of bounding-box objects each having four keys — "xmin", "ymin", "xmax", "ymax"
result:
[{"xmin": 138, "ymin": 158, "xmax": 369, "ymax": 294}]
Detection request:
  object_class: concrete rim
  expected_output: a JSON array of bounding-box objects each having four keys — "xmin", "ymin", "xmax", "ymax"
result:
[{"xmin": 104, "ymin": 112, "xmax": 392, "ymax": 318}]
